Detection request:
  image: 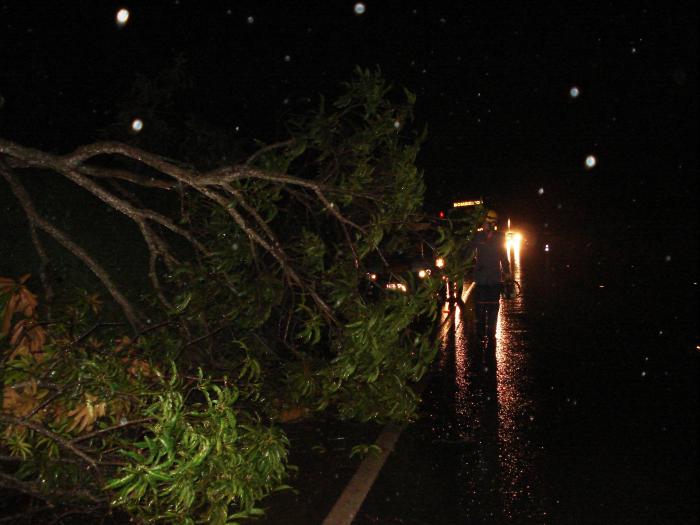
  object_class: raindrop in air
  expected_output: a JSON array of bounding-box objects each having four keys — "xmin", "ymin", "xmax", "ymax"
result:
[
  {"xmin": 116, "ymin": 8, "xmax": 130, "ymax": 27},
  {"xmin": 354, "ymin": 3, "xmax": 366, "ymax": 15}
]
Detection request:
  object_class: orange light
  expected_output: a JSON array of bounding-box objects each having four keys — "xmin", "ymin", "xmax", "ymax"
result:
[
  {"xmin": 505, "ymin": 231, "xmax": 523, "ymax": 252},
  {"xmin": 435, "ymin": 257, "xmax": 445, "ymax": 269},
  {"xmin": 453, "ymin": 200, "xmax": 482, "ymax": 208}
]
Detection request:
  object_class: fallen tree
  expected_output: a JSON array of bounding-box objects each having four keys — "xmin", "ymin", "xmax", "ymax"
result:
[{"xmin": 0, "ymin": 69, "xmax": 474, "ymax": 523}]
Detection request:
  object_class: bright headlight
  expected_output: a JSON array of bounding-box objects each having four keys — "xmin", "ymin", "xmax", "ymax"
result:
[{"xmin": 506, "ymin": 231, "xmax": 523, "ymax": 251}]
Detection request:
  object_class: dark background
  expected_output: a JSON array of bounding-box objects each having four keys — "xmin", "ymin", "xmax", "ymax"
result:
[{"xmin": 1, "ymin": 1, "xmax": 697, "ymax": 315}]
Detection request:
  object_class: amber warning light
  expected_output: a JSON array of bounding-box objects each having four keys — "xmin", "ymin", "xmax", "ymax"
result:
[{"xmin": 453, "ymin": 200, "xmax": 482, "ymax": 208}]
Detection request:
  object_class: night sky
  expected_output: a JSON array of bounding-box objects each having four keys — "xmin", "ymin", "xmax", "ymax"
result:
[{"xmin": 1, "ymin": 1, "xmax": 697, "ymax": 251}]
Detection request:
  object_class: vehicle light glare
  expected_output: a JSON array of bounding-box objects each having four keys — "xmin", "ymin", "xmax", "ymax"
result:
[{"xmin": 506, "ymin": 231, "xmax": 523, "ymax": 253}]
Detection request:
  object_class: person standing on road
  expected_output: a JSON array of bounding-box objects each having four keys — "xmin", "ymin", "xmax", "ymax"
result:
[{"xmin": 470, "ymin": 209, "xmax": 511, "ymax": 345}]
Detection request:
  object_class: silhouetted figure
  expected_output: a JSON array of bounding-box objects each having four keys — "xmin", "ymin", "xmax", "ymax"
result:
[{"xmin": 471, "ymin": 209, "xmax": 511, "ymax": 345}]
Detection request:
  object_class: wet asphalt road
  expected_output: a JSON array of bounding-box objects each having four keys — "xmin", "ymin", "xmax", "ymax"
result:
[{"xmin": 355, "ymin": 242, "xmax": 698, "ymax": 525}]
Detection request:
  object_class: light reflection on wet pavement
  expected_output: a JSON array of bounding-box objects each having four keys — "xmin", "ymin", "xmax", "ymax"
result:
[{"xmin": 356, "ymin": 243, "xmax": 698, "ymax": 524}]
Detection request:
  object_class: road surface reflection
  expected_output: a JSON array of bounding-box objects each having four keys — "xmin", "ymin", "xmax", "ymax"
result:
[{"xmin": 438, "ymin": 242, "xmax": 545, "ymax": 523}]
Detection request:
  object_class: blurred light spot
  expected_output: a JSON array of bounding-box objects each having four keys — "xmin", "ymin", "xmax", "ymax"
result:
[
  {"xmin": 131, "ymin": 118, "xmax": 143, "ymax": 132},
  {"xmin": 585, "ymin": 155, "xmax": 597, "ymax": 168},
  {"xmin": 569, "ymin": 86, "xmax": 580, "ymax": 98},
  {"xmin": 247, "ymin": 15, "xmax": 255, "ymax": 24},
  {"xmin": 116, "ymin": 8, "xmax": 130, "ymax": 26},
  {"xmin": 354, "ymin": 3, "xmax": 366, "ymax": 15},
  {"xmin": 386, "ymin": 282, "xmax": 407, "ymax": 292},
  {"xmin": 538, "ymin": 187, "xmax": 544, "ymax": 195},
  {"xmin": 664, "ymin": 255, "xmax": 671, "ymax": 262}
]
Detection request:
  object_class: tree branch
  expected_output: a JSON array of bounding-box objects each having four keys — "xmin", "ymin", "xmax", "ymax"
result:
[
  {"xmin": 0, "ymin": 163, "xmax": 143, "ymax": 331},
  {"xmin": 0, "ymin": 471, "xmax": 107, "ymax": 506},
  {"xmin": 0, "ymin": 415, "xmax": 99, "ymax": 472},
  {"xmin": 245, "ymin": 138, "xmax": 295, "ymax": 165},
  {"xmin": 70, "ymin": 417, "xmax": 155, "ymax": 444},
  {"xmin": 27, "ymin": 205, "xmax": 55, "ymax": 304},
  {"xmin": 0, "ymin": 137, "xmax": 364, "ymax": 325}
]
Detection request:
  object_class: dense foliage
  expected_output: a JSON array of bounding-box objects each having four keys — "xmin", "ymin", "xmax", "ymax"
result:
[{"xmin": 0, "ymin": 69, "xmax": 474, "ymax": 523}]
